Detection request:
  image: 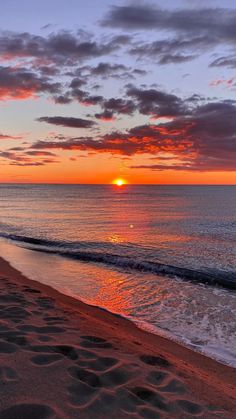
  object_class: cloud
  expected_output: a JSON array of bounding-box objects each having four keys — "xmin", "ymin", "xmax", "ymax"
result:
[
  {"xmin": 103, "ymin": 4, "xmax": 236, "ymax": 67},
  {"xmin": 25, "ymin": 150, "xmax": 57, "ymax": 156},
  {"xmin": 81, "ymin": 62, "xmax": 148, "ymax": 80},
  {"xmin": 210, "ymin": 55, "xmax": 236, "ymax": 69},
  {"xmin": 129, "ymin": 38, "xmax": 201, "ymax": 64},
  {"xmin": 67, "ymin": 88, "xmax": 104, "ymax": 106},
  {"xmin": 126, "ymin": 85, "xmax": 188, "ymax": 117},
  {"xmin": 102, "ymin": 4, "xmax": 236, "ymax": 40},
  {"xmin": 0, "ymin": 133, "xmax": 23, "ymax": 140},
  {"xmin": 0, "ymin": 149, "xmax": 59, "ymax": 166},
  {"xmin": 129, "ymin": 161, "xmax": 236, "ymax": 171},
  {"xmin": 0, "ymin": 30, "xmax": 124, "ymax": 66},
  {"xmin": 94, "ymin": 110, "xmax": 116, "ymax": 121},
  {"xmin": 29, "ymin": 124, "xmax": 193, "ymax": 156},
  {"xmin": 89, "ymin": 62, "xmax": 129, "ymax": 76},
  {"xmin": 37, "ymin": 116, "xmax": 96, "ymax": 128},
  {"xmin": 69, "ymin": 77, "xmax": 87, "ymax": 88},
  {"xmin": 31, "ymin": 99, "xmax": 236, "ymax": 171},
  {"xmin": 209, "ymin": 78, "xmax": 235, "ymax": 88},
  {"xmin": 55, "ymin": 85, "xmax": 137, "ymax": 118},
  {"xmin": 101, "ymin": 97, "xmax": 136, "ymax": 116},
  {"xmin": 0, "ymin": 66, "xmax": 60, "ymax": 100}
]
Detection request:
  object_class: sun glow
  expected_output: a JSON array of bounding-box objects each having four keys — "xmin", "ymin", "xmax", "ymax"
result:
[{"xmin": 113, "ymin": 178, "xmax": 127, "ymax": 186}]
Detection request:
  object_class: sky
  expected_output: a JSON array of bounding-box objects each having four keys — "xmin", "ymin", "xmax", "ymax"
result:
[{"xmin": 0, "ymin": 0, "xmax": 236, "ymax": 184}]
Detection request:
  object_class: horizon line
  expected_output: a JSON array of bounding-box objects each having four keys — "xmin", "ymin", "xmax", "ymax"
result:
[{"xmin": 0, "ymin": 182, "xmax": 235, "ymax": 186}]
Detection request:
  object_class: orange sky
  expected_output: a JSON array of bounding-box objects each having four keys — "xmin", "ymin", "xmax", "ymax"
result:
[{"xmin": 1, "ymin": 154, "xmax": 236, "ymax": 184}]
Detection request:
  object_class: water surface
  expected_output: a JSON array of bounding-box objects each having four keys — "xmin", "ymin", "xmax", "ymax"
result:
[{"xmin": 0, "ymin": 184, "xmax": 235, "ymax": 365}]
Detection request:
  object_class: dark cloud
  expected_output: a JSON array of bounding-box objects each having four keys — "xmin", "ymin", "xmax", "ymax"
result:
[
  {"xmin": 103, "ymin": 4, "xmax": 236, "ymax": 67},
  {"xmin": 54, "ymin": 94, "xmax": 73, "ymax": 104},
  {"xmin": 158, "ymin": 54, "xmax": 195, "ymax": 65},
  {"xmin": 0, "ymin": 66, "xmax": 60, "ymax": 100},
  {"xmin": 90, "ymin": 62, "xmax": 128, "ymax": 76},
  {"xmin": 69, "ymin": 62, "xmax": 147, "ymax": 84},
  {"xmin": 210, "ymin": 55, "xmax": 236, "ymax": 69},
  {"xmin": 25, "ymin": 150, "xmax": 57, "ymax": 157},
  {"xmin": 94, "ymin": 110, "xmax": 115, "ymax": 121},
  {"xmin": 69, "ymin": 88, "xmax": 104, "ymax": 106},
  {"xmin": 87, "ymin": 62, "xmax": 147, "ymax": 80},
  {"xmin": 0, "ymin": 31, "xmax": 124, "ymax": 66},
  {"xmin": 102, "ymin": 4, "xmax": 236, "ymax": 40},
  {"xmin": 38, "ymin": 65, "xmax": 58, "ymax": 76},
  {"xmin": 126, "ymin": 85, "xmax": 188, "ymax": 117},
  {"xmin": 0, "ymin": 149, "xmax": 59, "ymax": 166},
  {"xmin": 69, "ymin": 77, "xmax": 87, "ymax": 89},
  {"xmin": 132, "ymin": 69, "xmax": 147, "ymax": 76},
  {"xmin": 129, "ymin": 37, "xmax": 202, "ymax": 64},
  {"xmin": 37, "ymin": 116, "xmax": 96, "ymax": 129},
  {"xmin": 102, "ymin": 97, "xmax": 136, "ymax": 115},
  {"xmin": 31, "ymin": 99, "xmax": 236, "ymax": 171},
  {"xmin": 29, "ymin": 124, "xmax": 193, "ymax": 156}
]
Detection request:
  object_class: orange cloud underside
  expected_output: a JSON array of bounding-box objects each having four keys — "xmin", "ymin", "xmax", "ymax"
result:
[{"xmin": 0, "ymin": 87, "xmax": 38, "ymax": 100}]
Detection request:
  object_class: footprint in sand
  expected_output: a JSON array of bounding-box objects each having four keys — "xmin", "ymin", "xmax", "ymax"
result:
[
  {"xmin": 0, "ymin": 340, "xmax": 18, "ymax": 354},
  {"xmin": 114, "ymin": 388, "xmax": 144, "ymax": 413},
  {"xmin": 80, "ymin": 335, "xmax": 114, "ymax": 349},
  {"xmin": 23, "ymin": 287, "xmax": 41, "ymax": 294},
  {"xmin": 159, "ymin": 378, "xmax": 187, "ymax": 394},
  {"xmin": 129, "ymin": 386, "xmax": 168, "ymax": 412},
  {"xmin": 77, "ymin": 349, "xmax": 96, "ymax": 360},
  {"xmin": 3, "ymin": 332, "xmax": 28, "ymax": 347},
  {"xmin": 139, "ymin": 407, "xmax": 161, "ymax": 419},
  {"xmin": 0, "ymin": 293, "xmax": 26, "ymax": 304},
  {"xmin": 177, "ymin": 399, "xmax": 203, "ymax": 415},
  {"xmin": 37, "ymin": 335, "xmax": 53, "ymax": 342},
  {"xmin": 84, "ymin": 392, "xmax": 119, "ymax": 416},
  {"xmin": 81, "ymin": 356, "xmax": 118, "ymax": 371},
  {"xmin": 147, "ymin": 370, "xmax": 169, "ymax": 386},
  {"xmin": 30, "ymin": 354, "xmax": 64, "ymax": 366},
  {"xmin": 26, "ymin": 344, "xmax": 79, "ymax": 360},
  {"xmin": 18, "ymin": 324, "xmax": 65, "ymax": 334},
  {"xmin": 140, "ymin": 354, "xmax": 171, "ymax": 368},
  {"xmin": 67, "ymin": 380, "xmax": 97, "ymax": 407},
  {"xmin": 0, "ymin": 306, "xmax": 30, "ymax": 323},
  {"xmin": 0, "ymin": 366, "xmax": 18, "ymax": 382},
  {"xmin": 0, "ymin": 325, "xmax": 10, "ymax": 332},
  {"xmin": 0, "ymin": 404, "xmax": 56, "ymax": 419},
  {"xmin": 68, "ymin": 366, "xmax": 101, "ymax": 387},
  {"xmin": 43, "ymin": 316, "xmax": 67, "ymax": 325},
  {"xmin": 36, "ymin": 297, "xmax": 55, "ymax": 310},
  {"xmin": 100, "ymin": 367, "xmax": 132, "ymax": 387},
  {"xmin": 76, "ymin": 350, "xmax": 118, "ymax": 369}
]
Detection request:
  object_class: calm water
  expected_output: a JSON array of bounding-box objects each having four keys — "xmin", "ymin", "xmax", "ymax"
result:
[{"xmin": 0, "ymin": 184, "xmax": 235, "ymax": 365}]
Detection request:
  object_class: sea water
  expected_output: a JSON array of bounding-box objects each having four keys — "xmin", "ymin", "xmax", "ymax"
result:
[{"xmin": 0, "ymin": 184, "xmax": 235, "ymax": 365}]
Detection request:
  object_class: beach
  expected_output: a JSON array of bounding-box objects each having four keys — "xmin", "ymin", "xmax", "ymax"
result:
[
  {"xmin": 1, "ymin": 0, "xmax": 236, "ymax": 416},
  {"xmin": 0, "ymin": 255, "xmax": 235, "ymax": 418}
]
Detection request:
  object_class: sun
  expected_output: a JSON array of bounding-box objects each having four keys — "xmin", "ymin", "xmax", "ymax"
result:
[{"xmin": 112, "ymin": 178, "xmax": 127, "ymax": 186}]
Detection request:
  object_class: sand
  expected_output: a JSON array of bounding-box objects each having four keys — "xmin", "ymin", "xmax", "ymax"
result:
[{"xmin": 0, "ymin": 256, "xmax": 235, "ymax": 418}]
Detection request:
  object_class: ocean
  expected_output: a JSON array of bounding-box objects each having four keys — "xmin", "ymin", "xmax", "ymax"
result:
[{"xmin": 0, "ymin": 184, "xmax": 235, "ymax": 366}]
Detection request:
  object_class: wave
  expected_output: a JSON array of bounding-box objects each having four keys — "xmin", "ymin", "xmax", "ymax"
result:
[{"xmin": 1, "ymin": 232, "xmax": 235, "ymax": 290}]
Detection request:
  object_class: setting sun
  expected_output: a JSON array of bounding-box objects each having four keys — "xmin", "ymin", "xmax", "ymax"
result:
[{"xmin": 113, "ymin": 178, "xmax": 127, "ymax": 186}]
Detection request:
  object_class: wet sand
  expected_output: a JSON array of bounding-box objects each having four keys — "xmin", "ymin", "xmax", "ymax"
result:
[{"xmin": 0, "ymin": 256, "xmax": 235, "ymax": 418}]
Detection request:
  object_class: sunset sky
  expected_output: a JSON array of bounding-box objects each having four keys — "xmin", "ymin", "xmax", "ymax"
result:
[{"xmin": 0, "ymin": 0, "xmax": 236, "ymax": 184}]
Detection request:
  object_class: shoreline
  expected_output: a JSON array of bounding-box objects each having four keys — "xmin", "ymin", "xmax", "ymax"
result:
[
  {"xmin": 1, "ymin": 239, "xmax": 235, "ymax": 368},
  {"xmin": 0, "ymin": 255, "xmax": 235, "ymax": 417}
]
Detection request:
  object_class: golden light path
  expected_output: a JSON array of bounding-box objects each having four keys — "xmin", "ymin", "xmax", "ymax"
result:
[{"xmin": 112, "ymin": 178, "xmax": 127, "ymax": 186}]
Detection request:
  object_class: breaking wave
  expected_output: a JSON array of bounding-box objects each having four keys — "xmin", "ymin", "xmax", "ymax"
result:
[{"xmin": 1, "ymin": 232, "xmax": 235, "ymax": 290}]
